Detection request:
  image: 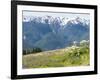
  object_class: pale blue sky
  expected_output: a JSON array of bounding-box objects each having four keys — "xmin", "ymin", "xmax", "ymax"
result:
[{"xmin": 23, "ymin": 11, "xmax": 90, "ymax": 20}]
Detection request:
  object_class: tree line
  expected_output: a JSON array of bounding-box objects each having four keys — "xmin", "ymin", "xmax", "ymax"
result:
[{"xmin": 23, "ymin": 47, "xmax": 42, "ymax": 55}]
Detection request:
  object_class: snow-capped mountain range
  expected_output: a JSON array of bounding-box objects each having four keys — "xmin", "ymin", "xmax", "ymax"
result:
[
  {"xmin": 23, "ymin": 16, "xmax": 90, "ymax": 26},
  {"xmin": 23, "ymin": 16, "xmax": 90, "ymax": 51}
]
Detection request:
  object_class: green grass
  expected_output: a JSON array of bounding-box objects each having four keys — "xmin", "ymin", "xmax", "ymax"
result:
[{"xmin": 22, "ymin": 46, "xmax": 90, "ymax": 68}]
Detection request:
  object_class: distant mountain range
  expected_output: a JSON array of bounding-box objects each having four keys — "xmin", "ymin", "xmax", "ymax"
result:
[{"xmin": 23, "ymin": 16, "xmax": 90, "ymax": 51}]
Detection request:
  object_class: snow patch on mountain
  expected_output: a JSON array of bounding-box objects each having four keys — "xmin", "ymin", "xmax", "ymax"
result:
[{"xmin": 23, "ymin": 15, "xmax": 90, "ymax": 26}]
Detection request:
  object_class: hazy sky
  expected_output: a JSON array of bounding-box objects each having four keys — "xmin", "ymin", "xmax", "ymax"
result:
[{"xmin": 23, "ymin": 11, "xmax": 90, "ymax": 20}]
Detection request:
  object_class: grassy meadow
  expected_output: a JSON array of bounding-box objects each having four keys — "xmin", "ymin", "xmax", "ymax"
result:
[{"xmin": 22, "ymin": 44, "xmax": 90, "ymax": 68}]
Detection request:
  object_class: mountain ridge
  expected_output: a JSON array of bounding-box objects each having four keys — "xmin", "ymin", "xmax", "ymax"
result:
[{"xmin": 23, "ymin": 16, "xmax": 90, "ymax": 51}]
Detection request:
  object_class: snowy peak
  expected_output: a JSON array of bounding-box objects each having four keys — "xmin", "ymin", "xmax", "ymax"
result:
[{"xmin": 23, "ymin": 15, "xmax": 90, "ymax": 26}]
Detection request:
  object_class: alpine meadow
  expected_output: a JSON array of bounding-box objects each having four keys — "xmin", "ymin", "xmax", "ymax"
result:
[{"xmin": 22, "ymin": 11, "xmax": 90, "ymax": 68}]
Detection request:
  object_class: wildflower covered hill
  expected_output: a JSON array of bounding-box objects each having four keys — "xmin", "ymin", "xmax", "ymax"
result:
[{"xmin": 23, "ymin": 40, "xmax": 89, "ymax": 68}]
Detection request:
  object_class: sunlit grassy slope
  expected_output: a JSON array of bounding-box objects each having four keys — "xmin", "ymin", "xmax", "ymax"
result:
[{"xmin": 22, "ymin": 46, "xmax": 89, "ymax": 68}]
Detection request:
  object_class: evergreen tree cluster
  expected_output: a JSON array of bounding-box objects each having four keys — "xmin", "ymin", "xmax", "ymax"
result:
[{"xmin": 23, "ymin": 47, "xmax": 42, "ymax": 55}]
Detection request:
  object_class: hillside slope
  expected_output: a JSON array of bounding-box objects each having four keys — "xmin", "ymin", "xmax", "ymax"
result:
[{"xmin": 23, "ymin": 45, "xmax": 89, "ymax": 68}]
